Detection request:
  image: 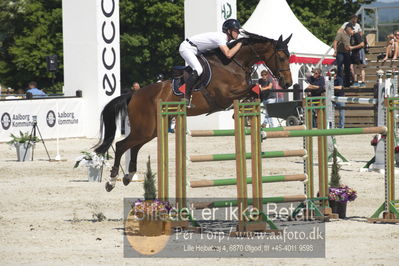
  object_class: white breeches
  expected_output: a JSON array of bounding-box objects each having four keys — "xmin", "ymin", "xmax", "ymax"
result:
[{"xmin": 179, "ymin": 41, "xmax": 203, "ymax": 76}]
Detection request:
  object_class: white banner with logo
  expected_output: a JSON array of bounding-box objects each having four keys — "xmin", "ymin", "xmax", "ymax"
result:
[{"xmin": 0, "ymin": 98, "xmax": 85, "ymax": 142}]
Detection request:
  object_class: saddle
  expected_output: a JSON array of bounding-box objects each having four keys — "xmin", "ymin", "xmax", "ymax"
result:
[{"xmin": 172, "ymin": 54, "xmax": 212, "ymax": 96}]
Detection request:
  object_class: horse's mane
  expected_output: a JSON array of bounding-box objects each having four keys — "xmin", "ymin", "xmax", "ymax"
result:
[
  {"xmin": 203, "ymin": 30, "xmax": 288, "ymax": 64},
  {"xmin": 227, "ymin": 30, "xmax": 275, "ymax": 48}
]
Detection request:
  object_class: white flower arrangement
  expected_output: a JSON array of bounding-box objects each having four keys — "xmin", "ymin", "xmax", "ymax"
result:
[{"xmin": 74, "ymin": 151, "xmax": 111, "ymax": 169}]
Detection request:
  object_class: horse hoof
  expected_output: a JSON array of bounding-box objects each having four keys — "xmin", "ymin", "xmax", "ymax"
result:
[
  {"xmin": 105, "ymin": 182, "xmax": 115, "ymax": 192},
  {"xmin": 123, "ymin": 175, "xmax": 131, "ymax": 186}
]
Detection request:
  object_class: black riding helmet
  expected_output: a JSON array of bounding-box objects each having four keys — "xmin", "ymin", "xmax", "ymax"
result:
[{"xmin": 222, "ymin": 19, "xmax": 241, "ymax": 33}]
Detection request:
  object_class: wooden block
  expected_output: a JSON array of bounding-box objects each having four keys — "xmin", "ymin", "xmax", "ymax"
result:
[
  {"xmin": 329, "ymin": 213, "xmax": 339, "ymax": 219},
  {"xmin": 244, "ymin": 222, "xmax": 267, "ymax": 232},
  {"xmin": 367, "ymin": 218, "xmax": 399, "ymax": 224},
  {"xmin": 322, "ymin": 207, "xmax": 332, "ymax": 215}
]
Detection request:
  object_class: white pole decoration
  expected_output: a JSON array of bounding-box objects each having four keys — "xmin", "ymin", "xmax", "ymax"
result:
[{"xmin": 62, "ymin": 0, "xmax": 121, "ymax": 138}]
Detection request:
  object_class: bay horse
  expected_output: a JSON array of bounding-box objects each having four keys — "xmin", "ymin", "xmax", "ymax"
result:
[{"xmin": 94, "ymin": 32, "xmax": 293, "ymax": 192}]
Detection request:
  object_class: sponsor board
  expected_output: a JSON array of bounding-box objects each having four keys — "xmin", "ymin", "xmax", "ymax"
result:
[{"xmin": 0, "ymin": 99, "xmax": 84, "ymax": 141}]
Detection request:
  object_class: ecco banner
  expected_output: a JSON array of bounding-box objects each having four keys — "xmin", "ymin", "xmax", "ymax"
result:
[{"xmin": 0, "ymin": 99, "xmax": 84, "ymax": 141}]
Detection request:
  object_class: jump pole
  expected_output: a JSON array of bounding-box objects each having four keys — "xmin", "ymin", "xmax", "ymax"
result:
[
  {"xmin": 190, "ymin": 174, "xmax": 307, "ymax": 188},
  {"xmin": 369, "ymin": 97, "xmax": 399, "ymax": 223},
  {"xmin": 189, "ymin": 125, "xmax": 306, "ymax": 137},
  {"xmin": 190, "ymin": 149, "xmax": 307, "ymax": 162}
]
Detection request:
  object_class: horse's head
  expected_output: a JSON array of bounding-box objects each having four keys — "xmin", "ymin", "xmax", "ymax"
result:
[
  {"xmin": 240, "ymin": 31, "xmax": 293, "ymax": 89},
  {"xmin": 273, "ymin": 35, "xmax": 293, "ymax": 89}
]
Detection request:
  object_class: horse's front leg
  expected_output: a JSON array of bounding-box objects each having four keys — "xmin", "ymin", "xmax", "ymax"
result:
[
  {"xmin": 105, "ymin": 135, "xmax": 134, "ymax": 192},
  {"xmin": 122, "ymin": 144, "xmax": 145, "ymax": 186}
]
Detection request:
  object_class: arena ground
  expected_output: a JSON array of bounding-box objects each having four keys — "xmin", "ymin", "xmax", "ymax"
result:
[{"xmin": 0, "ymin": 134, "xmax": 398, "ymax": 265}]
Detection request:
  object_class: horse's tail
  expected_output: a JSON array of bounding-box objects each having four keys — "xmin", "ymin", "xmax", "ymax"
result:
[{"xmin": 93, "ymin": 91, "xmax": 133, "ymax": 154}]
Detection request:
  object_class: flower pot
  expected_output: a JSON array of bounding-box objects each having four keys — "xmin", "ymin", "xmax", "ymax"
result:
[
  {"xmin": 329, "ymin": 200, "xmax": 347, "ymax": 219},
  {"xmin": 15, "ymin": 143, "xmax": 34, "ymax": 162},
  {"xmin": 88, "ymin": 166, "xmax": 102, "ymax": 182},
  {"xmin": 138, "ymin": 219, "xmax": 165, "ymax": 236}
]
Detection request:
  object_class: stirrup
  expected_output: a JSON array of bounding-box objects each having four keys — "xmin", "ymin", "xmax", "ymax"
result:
[{"xmin": 183, "ymin": 97, "xmax": 195, "ymax": 108}]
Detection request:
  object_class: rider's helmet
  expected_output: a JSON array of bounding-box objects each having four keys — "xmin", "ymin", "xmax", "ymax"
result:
[{"xmin": 222, "ymin": 19, "xmax": 241, "ymax": 33}]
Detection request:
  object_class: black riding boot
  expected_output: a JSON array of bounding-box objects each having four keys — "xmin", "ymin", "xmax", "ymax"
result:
[{"xmin": 184, "ymin": 70, "xmax": 199, "ymax": 108}]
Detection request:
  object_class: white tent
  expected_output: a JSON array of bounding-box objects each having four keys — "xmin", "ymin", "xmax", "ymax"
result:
[{"xmin": 243, "ymin": 0, "xmax": 335, "ymax": 95}]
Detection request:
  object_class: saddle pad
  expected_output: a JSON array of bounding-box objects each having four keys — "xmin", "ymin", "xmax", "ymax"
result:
[{"xmin": 172, "ymin": 54, "xmax": 212, "ymax": 97}]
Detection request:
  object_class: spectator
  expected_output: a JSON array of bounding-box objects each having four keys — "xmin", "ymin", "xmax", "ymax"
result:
[
  {"xmin": 331, "ymin": 68, "xmax": 345, "ymax": 128},
  {"xmin": 305, "ymin": 68, "xmax": 325, "ymax": 127},
  {"xmin": 333, "ymin": 23, "xmax": 354, "ymax": 88},
  {"xmin": 383, "ymin": 31, "xmax": 398, "ymax": 61},
  {"xmin": 340, "ymin": 14, "xmax": 362, "ymax": 34},
  {"xmin": 131, "ymin": 82, "xmax": 140, "ymax": 92},
  {"xmin": 258, "ymin": 70, "xmax": 276, "ymax": 128},
  {"xmin": 350, "ymin": 30, "xmax": 366, "ymax": 88},
  {"xmin": 305, "ymin": 68, "xmax": 325, "ymax": 97},
  {"xmin": 26, "ymin": 81, "xmax": 47, "ymax": 98},
  {"xmin": 340, "ymin": 14, "xmax": 367, "ymax": 63}
]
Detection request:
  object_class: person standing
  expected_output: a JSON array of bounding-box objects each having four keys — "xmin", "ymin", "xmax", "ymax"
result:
[
  {"xmin": 331, "ymin": 68, "xmax": 345, "ymax": 128},
  {"xmin": 258, "ymin": 70, "xmax": 276, "ymax": 128},
  {"xmin": 340, "ymin": 14, "xmax": 367, "ymax": 66},
  {"xmin": 333, "ymin": 24, "xmax": 354, "ymax": 88},
  {"xmin": 305, "ymin": 68, "xmax": 325, "ymax": 127},
  {"xmin": 350, "ymin": 31, "xmax": 366, "ymax": 88}
]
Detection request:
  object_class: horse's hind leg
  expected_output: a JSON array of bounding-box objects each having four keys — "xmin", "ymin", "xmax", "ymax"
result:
[{"xmin": 122, "ymin": 144, "xmax": 145, "ymax": 186}]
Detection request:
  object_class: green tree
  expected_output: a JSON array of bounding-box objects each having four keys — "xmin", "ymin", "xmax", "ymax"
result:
[
  {"xmin": 0, "ymin": 0, "xmax": 377, "ymax": 92},
  {"xmin": 237, "ymin": 0, "xmax": 259, "ymax": 23},
  {"xmin": 119, "ymin": 0, "xmax": 184, "ymax": 90},
  {"xmin": 287, "ymin": 0, "xmax": 375, "ymax": 43},
  {"xmin": 0, "ymin": 0, "xmax": 63, "ymax": 92}
]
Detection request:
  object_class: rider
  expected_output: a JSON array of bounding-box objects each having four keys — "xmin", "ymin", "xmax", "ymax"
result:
[{"xmin": 179, "ymin": 18, "xmax": 244, "ymax": 108}]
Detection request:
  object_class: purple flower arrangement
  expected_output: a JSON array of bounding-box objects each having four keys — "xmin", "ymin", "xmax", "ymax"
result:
[
  {"xmin": 130, "ymin": 199, "xmax": 172, "ymax": 218},
  {"xmin": 329, "ymin": 185, "xmax": 357, "ymax": 203}
]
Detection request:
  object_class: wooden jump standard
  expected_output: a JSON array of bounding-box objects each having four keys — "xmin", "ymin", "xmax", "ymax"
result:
[
  {"xmin": 369, "ymin": 97, "xmax": 399, "ymax": 223},
  {"xmin": 157, "ymin": 101, "xmax": 199, "ymax": 227},
  {"xmin": 157, "ymin": 101, "xmax": 186, "ymax": 205}
]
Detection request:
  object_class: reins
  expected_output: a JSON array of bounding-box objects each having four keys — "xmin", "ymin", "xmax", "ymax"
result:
[{"xmin": 231, "ymin": 39, "xmax": 290, "ymax": 82}]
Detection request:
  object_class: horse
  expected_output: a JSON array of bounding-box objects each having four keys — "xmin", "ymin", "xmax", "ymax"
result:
[{"xmin": 94, "ymin": 32, "xmax": 293, "ymax": 192}]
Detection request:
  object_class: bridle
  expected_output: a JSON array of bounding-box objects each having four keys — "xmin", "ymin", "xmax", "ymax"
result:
[
  {"xmin": 261, "ymin": 42, "xmax": 291, "ymax": 81},
  {"xmin": 231, "ymin": 39, "xmax": 290, "ymax": 82}
]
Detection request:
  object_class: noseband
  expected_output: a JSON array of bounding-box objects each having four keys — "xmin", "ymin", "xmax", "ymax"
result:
[
  {"xmin": 262, "ymin": 43, "xmax": 290, "ymax": 80},
  {"xmin": 231, "ymin": 41, "xmax": 290, "ymax": 81}
]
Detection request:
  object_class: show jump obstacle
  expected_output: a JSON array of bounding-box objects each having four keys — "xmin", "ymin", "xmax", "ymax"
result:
[{"xmin": 156, "ymin": 97, "xmax": 398, "ymax": 231}]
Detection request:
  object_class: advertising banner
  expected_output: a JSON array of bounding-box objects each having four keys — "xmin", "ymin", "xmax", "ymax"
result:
[{"xmin": 0, "ymin": 99, "xmax": 85, "ymax": 142}]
